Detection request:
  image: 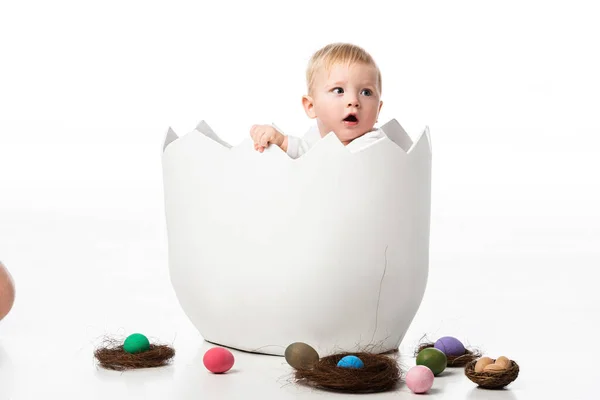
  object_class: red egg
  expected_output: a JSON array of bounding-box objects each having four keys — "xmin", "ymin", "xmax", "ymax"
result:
[{"xmin": 203, "ymin": 347, "xmax": 235, "ymax": 373}]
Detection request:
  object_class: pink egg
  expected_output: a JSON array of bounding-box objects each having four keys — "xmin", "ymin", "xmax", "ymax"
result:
[
  {"xmin": 406, "ymin": 365, "xmax": 434, "ymax": 394},
  {"xmin": 203, "ymin": 347, "xmax": 235, "ymax": 373}
]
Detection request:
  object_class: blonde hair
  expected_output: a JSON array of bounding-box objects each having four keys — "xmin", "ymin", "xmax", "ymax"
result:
[{"xmin": 306, "ymin": 43, "xmax": 382, "ymax": 96}]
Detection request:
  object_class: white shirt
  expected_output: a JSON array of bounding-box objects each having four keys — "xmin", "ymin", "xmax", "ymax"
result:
[{"xmin": 285, "ymin": 125, "xmax": 386, "ymax": 159}]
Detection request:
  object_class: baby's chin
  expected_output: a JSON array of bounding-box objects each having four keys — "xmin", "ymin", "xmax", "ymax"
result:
[{"xmin": 333, "ymin": 127, "xmax": 374, "ymax": 143}]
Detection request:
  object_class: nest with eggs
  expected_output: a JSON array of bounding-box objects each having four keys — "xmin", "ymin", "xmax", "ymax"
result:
[
  {"xmin": 414, "ymin": 342, "xmax": 482, "ymax": 367},
  {"xmin": 464, "ymin": 358, "xmax": 520, "ymax": 389},
  {"xmin": 94, "ymin": 338, "xmax": 175, "ymax": 371},
  {"xmin": 293, "ymin": 352, "xmax": 401, "ymax": 393}
]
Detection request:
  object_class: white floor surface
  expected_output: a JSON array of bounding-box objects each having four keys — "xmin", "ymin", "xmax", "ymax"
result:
[{"xmin": 1, "ymin": 178, "xmax": 597, "ymax": 399}]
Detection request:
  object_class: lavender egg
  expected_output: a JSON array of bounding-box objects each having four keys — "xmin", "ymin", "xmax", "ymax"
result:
[{"xmin": 434, "ymin": 336, "xmax": 465, "ymax": 357}]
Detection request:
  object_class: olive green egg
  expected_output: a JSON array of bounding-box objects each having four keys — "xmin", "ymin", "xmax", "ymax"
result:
[
  {"xmin": 416, "ymin": 347, "xmax": 447, "ymax": 376},
  {"xmin": 284, "ymin": 342, "xmax": 319, "ymax": 370}
]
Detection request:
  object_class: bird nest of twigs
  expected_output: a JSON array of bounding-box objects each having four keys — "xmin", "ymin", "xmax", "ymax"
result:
[
  {"xmin": 464, "ymin": 359, "xmax": 520, "ymax": 389},
  {"xmin": 414, "ymin": 342, "xmax": 482, "ymax": 367},
  {"xmin": 292, "ymin": 352, "xmax": 401, "ymax": 393},
  {"xmin": 94, "ymin": 338, "xmax": 175, "ymax": 371}
]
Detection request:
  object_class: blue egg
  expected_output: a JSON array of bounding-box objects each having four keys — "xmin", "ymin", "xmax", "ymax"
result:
[{"xmin": 337, "ymin": 355, "xmax": 364, "ymax": 369}]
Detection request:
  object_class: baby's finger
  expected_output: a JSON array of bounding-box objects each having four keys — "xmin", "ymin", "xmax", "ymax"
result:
[
  {"xmin": 259, "ymin": 133, "xmax": 271, "ymax": 148},
  {"xmin": 254, "ymin": 131, "xmax": 263, "ymax": 145}
]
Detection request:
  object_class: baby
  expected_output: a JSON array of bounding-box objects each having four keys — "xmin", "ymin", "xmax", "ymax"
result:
[{"xmin": 250, "ymin": 42, "xmax": 385, "ymax": 158}]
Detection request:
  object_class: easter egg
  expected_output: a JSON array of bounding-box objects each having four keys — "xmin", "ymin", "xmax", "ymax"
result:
[
  {"xmin": 495, "ymin": 356, "xmax": 511, "ymax": 369},
  {"xmin": 416, "ymin": 347, "xmax": 447, "ymax": 376},
  {"xmin": 434, "ymin": 336, "xmax": 466, "ymax": 357},
  {"xmin": 484, "ymin": 363, "xmax": 506, "ymax": 373},
  {"xmin": 406, "ymin": 365, "xmax": 434, "ymax": 393},
  {"xmin": 337, "ymin": 355, "xmax": 364, "ymax": 369},
  {"xmin": 0, "ymin": 262, "xmax": 15, "ymax": 321},
  {"xmin": 284, "ymin": 342, "xmax": 319, "ymax": 370},
  {"xmin": 474, "ymin": 357, "xmax": 494, "ymax": 373},
  {"xmin": 123, "ymin": 333, "xmax": 150, "ymax": 354},
  {"xmin": 203, "ymin": 347, "xmax": 235, "ymax": 373}
]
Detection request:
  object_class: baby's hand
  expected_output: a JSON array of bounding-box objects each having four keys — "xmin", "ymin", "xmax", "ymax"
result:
[{"xmin": 250, "ymin": 124, "xmax": 284, "ymax": 152}]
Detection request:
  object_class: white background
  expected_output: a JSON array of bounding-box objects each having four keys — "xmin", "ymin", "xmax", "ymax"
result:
[{"xmin": 1, "ymin": 0, "xmax": 599, "ymax": 399}]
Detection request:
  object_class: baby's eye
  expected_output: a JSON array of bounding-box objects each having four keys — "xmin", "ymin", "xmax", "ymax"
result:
[
  {"xmin": 332, "ymin": 87, "xmax": 344, "ymax": 94},
  {"xmin": 361, "ymin": 89, "xmax": 373, "ymax": 96}
]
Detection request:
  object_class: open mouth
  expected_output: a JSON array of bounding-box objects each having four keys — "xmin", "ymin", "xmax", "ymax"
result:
[{"xmin": 343, "ymin": 114, "xmax": 359, "ymax": 123}]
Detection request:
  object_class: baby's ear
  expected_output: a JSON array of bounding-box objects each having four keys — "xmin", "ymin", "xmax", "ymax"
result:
[{"xmin": 302, "ymin": 95, "xmax": 316, "ymax": 119}]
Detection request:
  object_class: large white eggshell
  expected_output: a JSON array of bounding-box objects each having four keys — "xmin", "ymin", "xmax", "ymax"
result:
[{"xmin": 162, "ymin": 119, "xmax": 432, "ymax": 356}]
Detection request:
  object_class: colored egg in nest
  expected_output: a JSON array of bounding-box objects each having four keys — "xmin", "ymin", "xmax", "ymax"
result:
[
  {"xmin": 434, "ymin": 336, "xmax": 466, "ymax": 357},
  {"xmin": 123, "ymin": 333, "xmax": 150, "ymax": 354},
  {"xmin": 337, "ymin": 355, "xmax": 364, "ymax": 369},
  {"xmin": 285, "ymin": 342, "xmax": 319, "ymax": 370}
]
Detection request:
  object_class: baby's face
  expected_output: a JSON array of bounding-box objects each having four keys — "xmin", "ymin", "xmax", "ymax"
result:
[{"xmin": 308, "ymin": 62, "xmax": 382, "ymax": 144}]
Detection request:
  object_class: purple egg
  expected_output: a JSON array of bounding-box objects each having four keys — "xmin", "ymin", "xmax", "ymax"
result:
[{"xmin": 434, "ymin": 336, "xmax": 465, "ymax": 356}]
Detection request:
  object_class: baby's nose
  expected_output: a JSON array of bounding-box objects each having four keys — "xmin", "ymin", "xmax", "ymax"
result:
[{"xmin": 347, "ymin": 100, "xmax": 360, "ymax": 108}]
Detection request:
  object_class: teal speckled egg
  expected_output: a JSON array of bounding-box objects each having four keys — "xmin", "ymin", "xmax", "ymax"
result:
[{"xmin": 123, "ymin": 333, "xmax": 150, "ymax": 354}]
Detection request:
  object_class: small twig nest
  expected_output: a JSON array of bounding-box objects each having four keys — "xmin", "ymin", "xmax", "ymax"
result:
[
  {"xmin": 293, "ymin": 352, "xmax": 401, "ymax": 393},
  {"xmin": 414, "ymin": 342, "xmax": 482, "ymax": 367},
  {"xmin": 464, "ymin": 359, "xmax": 520, "ymax": 389},
  {"xmin": 94, "ymin": 338, "xmax": 175, "ymax": 371}
]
